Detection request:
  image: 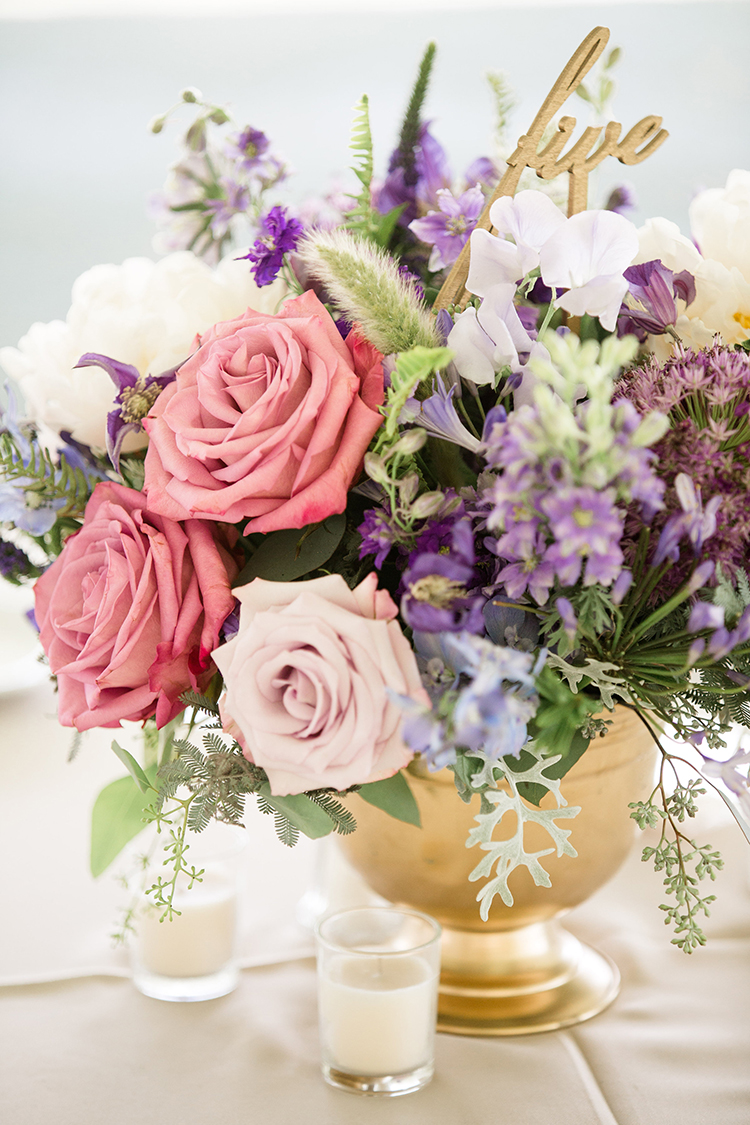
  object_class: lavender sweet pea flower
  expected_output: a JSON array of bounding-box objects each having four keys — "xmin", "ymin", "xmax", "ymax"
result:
[
  {"xmin": 468, "ymin": 190, "xmax": 566, "ymax": 293},
  {"xmin": 226, "ymin": 126, "xmax": 270, "ymax": 172},
  {"xmin": 618, "ymin": 259, "xmax": 696, "ymax": 337},
  {"xmin": 409, "ymin": 185, "xmax": 485, "ymax": 271},
  {"xmin": 75, "ymin": 353, "xmax": 177, "ymax": 472},
  {"xmin": 240, "ymin": 205, "xmax": 304, "ymax": 287},
  {"xmin": 448, "ymin": 283, "xmax": 536, "ymax": 386}
]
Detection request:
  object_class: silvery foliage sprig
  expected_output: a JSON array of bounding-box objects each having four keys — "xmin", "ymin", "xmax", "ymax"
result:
[{"xmin": 457, "ymin": 746, "xmax": 581, "ymax": 920}]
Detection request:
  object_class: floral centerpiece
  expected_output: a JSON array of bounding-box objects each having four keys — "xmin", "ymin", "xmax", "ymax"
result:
[{"xmin": 2, "ymin": 36, "xmax": 750, "ymax": 957}]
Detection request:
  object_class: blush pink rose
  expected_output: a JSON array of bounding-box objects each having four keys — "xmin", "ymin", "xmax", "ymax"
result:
[
  {"xmin": 142, "ymin": 289, "xmax": 384, "ymax": 534},
  {"xmin": 34, "ymin": 481, "xmax": 238, "ymax": 731},
  {"xmin": 212, "ymin": 573, "xmax": 430, "ymax": 795}
]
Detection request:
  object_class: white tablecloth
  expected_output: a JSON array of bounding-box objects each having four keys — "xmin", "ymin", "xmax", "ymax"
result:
[{"xmin": 2, "ymin": 677, "xmax": 749, "ymax": 1124}]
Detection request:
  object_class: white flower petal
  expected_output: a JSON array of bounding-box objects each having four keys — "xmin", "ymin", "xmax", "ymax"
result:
[
  {"xmin": 466, "ymin": 228, "xmax": 524, "ymax": 295},
  {"xmin": 489, "ymin": 190, "xmax": 566, "ymax": 264},
  {"xmin": 540, "ymin": 209, "xmax": 639, "ymax": 290}
]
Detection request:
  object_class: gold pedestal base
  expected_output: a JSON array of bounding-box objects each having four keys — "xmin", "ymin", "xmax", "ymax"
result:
[{"xmin": 436, "ymin": 919, "xmax": 619, "ymax": 1036}]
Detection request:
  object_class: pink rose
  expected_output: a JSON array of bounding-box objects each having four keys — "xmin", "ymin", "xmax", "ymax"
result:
[
  {"xmin": 142, "ymin": 290, "xmax": 384, "ymax": 534},
  {"xmin": 212, "ymin": 573, "xmax": 430, "ymax": 795},
  {"xmin": 34, "ymin": 481, "xmax": 238, "ymax": 731}
]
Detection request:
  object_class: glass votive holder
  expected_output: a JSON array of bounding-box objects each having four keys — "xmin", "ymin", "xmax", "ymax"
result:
[
  {"xmin": 131, "ymin": 823, "xmax": 246, "ymax": 1003},
  {"xmin": 315, "ymin": 906, "xmax": 441, "ymax": 1097}
]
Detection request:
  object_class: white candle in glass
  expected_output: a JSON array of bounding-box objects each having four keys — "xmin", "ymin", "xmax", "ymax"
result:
[
  {"xmin": 319, "ymin": 953, "xmax": 437, "ymax": 1076},
  {"xmin": 136, "ymin": 871, "xmax": 237, "ymax": 978},
  {"xmin": 315, "ymin": 906, "xmax": 441, "ymax": 1095}
]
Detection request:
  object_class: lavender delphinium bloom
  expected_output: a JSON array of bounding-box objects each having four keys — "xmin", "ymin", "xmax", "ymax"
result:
[
  {"xmin": 400, "ymin": 378, "xmax": 481, "ymax": 453},
  {"xmin": 401, "ymin": 518, "xmax": 485, "ymax": 633},
  {"xmin": 542, "ymin": 486, "xmax": 625, "ymax": 587},
  {"xmin": 409, "ymin": 185, "xmax": 485, "ymax": 271},
  {"xmin": 618, "ymin": 259, "xmax": 696, "ymax": 339},
  {"xmin": 75, "ymin": 353, "xmax": 178, "ymax": 472},
  {"xmin": 652, "ymin": 474, "xmax": 722, "ymax": 566},
  {"xmin": 205, "ymin": 179, "xmax": 251, "ymax": 238},
  {"xmin": 240, "ymin": 205, "xmax": 304, "ymax": 286}
]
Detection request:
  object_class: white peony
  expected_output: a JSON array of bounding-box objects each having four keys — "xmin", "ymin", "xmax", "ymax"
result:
[
  {"xmin": 689, "ymin": 169, "xmax": 750, "ymax": 284},
  {"xmin": 0, "ymin": 251, "xmax": 288, "ymax": 452}
]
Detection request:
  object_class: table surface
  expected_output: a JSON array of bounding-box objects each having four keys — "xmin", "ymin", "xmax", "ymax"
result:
[{"xmin": 1, "ymin": 675, "xmax": 749, "ymax": 1125}]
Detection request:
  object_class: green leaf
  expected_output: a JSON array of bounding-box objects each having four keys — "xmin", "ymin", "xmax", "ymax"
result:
[
  {"xmin": 234, "ymin": 514, "xmax": 346, "ymax": 585},
  {"xmin": 111, "ymin": 740, "xmax": 153, "ymax": 794},
  {"xmin": 90, "ymin": 768, "xmax": 157, "ymax": 877},
  {"xmin": 358, "ymin": 772, "xmax": 421, "ymax": 827},
  {"xmin": 257, "ymin": 785, "xmax": 337, "ymax": 839}
]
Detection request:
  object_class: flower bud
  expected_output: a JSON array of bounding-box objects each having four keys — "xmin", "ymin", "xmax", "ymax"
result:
[
  {"xmin": 390, "ymin": 428, "xmax": 427, "ymax": 457},
  {"xmin": 411, "ymin": 491, "xmax": 446, "ymax": 520},
  {"xmin": 398, "ymin": 472, "xmax": 419, "ymax": 504},
  {"xmin": 181, "ymin": 87, "xmax": 202, "ymax": 103},
  {"xmin": 209, "ymin": 108, "xmax": 230, "ymax": 125},
  {"xmin": 148, "ymin": 115, "xmax": 166, "ymax": 135},
  {"xmin": 686, "ymin": 560, "xmax": 714, "ymax": 595},
  {"xmin": 364, "ymin": 452, "xmax": 391, "ymax": 486},
  {"xmin": 185, "ymin": 119, "xmax": 207, "ymax": 153}
]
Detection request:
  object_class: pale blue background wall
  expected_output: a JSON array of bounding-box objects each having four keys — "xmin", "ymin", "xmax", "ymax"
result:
[{"xmin": 1, "ymin": 2, "xmax": 749, "ymax": 346}]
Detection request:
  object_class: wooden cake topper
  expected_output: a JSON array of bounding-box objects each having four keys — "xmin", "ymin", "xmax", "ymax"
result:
[{"xmin": 435, "ymin": 26, "xmax": 668, "ymax": 311}]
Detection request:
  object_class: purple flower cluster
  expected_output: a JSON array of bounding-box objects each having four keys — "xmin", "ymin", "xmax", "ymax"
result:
[
  {"xmin": 397, "ymin": 631, "xmax": 543, "ymax": 769},
  {"xmin": 688, "ymin": 601, "xmax": 750, "ymax": 662},
  {"xmin": 401, "ymin": 519, "xmax": 485, "ymax": 634},
  {"xmin": 481, "ymin": 398, "xmax": 663, "ymax": 604},
  {"xmin": 616, "ymin": 344, "xmax": 750, "ymax": 585},
  {"xmin": 240, "ymin": 205, "xmax": 304, "ymax": 287}
]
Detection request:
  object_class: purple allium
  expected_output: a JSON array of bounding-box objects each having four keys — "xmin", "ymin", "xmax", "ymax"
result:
[
  {"xmin": 409, "ymin": 185, "xmax": 485, "ymax": 271},
  {"xmin": 75, "ymin": 353, "xmax": 177, "ymax": 472},
  {"xmin": 618, "ymin": 259, "xmax": 696, "ymax": 339},
  {"xmin": 617, "ymin": 344, "xmax": 750, "ymax": 586},
  {"xmin": 401, "ymin": 518, "xmax": 485, "ymax": 633},
  {"xmin": 240, "ymin": 205, "xmax": 304, "ymax": 287}
]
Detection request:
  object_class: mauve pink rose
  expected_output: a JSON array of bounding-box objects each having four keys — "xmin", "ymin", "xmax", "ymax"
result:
[
  {"xmin": 212, "ymin": 573, "xmax": 430, "ymax": 795},
  {"xmin": 142, "ymin": 290, "xmax": 385, "ymax": 534},
  {"xmin": 34, "ymin": 481, "xmax": 238, "ymax": 731}
]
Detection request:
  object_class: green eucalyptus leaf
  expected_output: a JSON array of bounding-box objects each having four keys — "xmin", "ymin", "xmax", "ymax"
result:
[
  {"xmin": 258, "ymin": 785, "xmax": 336, "ymax": 839},
  {"xmin": 234, "ymin": 514, "xmax": 347, "ymax": 586},
  {"xmin": 358, "ymin": 771, "xmax": 421, "ymax": 827},
  {"xmin": 111, "ymin": 740, "xmax": 152, "ymax": 794},
  {"xmin": 90, "ymin": 768, "xmax": 157, "ymax": 877}
]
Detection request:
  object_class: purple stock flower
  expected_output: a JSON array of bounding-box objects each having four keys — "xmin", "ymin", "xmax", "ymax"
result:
[
  {"xmin": 401, "ymin": 519, "xmax": 485, "ymax": 633},
  {"xmin": 618, "ymin": 259, "xmax": 696, "ymax": 338},
  {"xmin": 0, "ymin": 537, "xmax": 35, "ymax": 581},
  {"xmin": 75, "ymin": 353, "xmax": 177, "ymax": 472},
  {"xmin": 240, "ymin": 205, "xmax": 304, "ymax": 287},
  {"xmin": 409, "ymin": 185, "xmax": 485, "ymax": 271},
  {"xmin": 358, "ymin": 505, "xmax": 400, "ymax": 568}
]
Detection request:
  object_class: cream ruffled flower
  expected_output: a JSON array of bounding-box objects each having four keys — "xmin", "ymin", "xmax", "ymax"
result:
[
  {"xmin": 634, "ymin": 175, "xmax": 750, "ymax": 359},
  {"xmin": 0, "ymin": 251, "xmax": 287, "ymax": 452}
]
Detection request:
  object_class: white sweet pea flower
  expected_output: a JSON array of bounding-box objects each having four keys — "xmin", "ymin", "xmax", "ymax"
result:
[
  {"xmin": 0, "ymin": 251, "xmax": 287, "ymax": 452},
  {"xmin": 467, "ymin": 190, "xmax": 566, "ymax": 293},
  {"xmin": 538, "ymin": 210, "xmax": 640, "ymax": 331},
  {"xmin": 448, "ymin": 282, "xmax": 535, "ymax": 386}
]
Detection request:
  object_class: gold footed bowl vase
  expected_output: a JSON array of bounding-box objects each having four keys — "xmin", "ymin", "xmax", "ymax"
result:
[{"xmin": 340, "ymin": 707, "xmax": 656, "ymax": 1036}]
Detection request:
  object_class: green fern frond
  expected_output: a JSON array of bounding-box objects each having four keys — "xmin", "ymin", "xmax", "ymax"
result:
[
  {"xmin": 308, "ymin": 791, "xmax": 357, "ymax": 835},
  {"xmin": 350, "ymin": 94, "xmax": 374, "ymax": 196},
  {"xmin": 0, "ymin": 433, "xmax": 92, "ymax": 523},
  {"xmin": 273, "ymin": 813, "xmax": 300, "ymax": 848},
  {"xmin": 179, "ymin": 689, "xmax": 221, "ymax": 716}
]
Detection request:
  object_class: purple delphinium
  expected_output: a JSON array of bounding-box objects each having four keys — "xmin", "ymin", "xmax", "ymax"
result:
[
  {"xmin": 75, "ymin": 353, "xmax": 178, "ymax": 472},
  {"xmin": 400, "ymin": 379, "xmax": 481, "ymax": 453},
  {"xmin": 395, "ymin": 631, "xmax": 543, "ymax": 769},
  {"xmin": 358, "ymin": 504, "xmax": 401, "ymax": 568},
  {"xmin": 240, "ymin": 205, "xmax": 304, "ymax": 287},
  {"xmin": 401, "ymin": 518, "xmax": 485, "ymax": 633},
  {"xmin": 409, "ymin": 185, "xmax": 485, "ymax": 271},
  {"xmin": 618, "ymin": 259, "xmax": 696, "ymax": 339}
]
